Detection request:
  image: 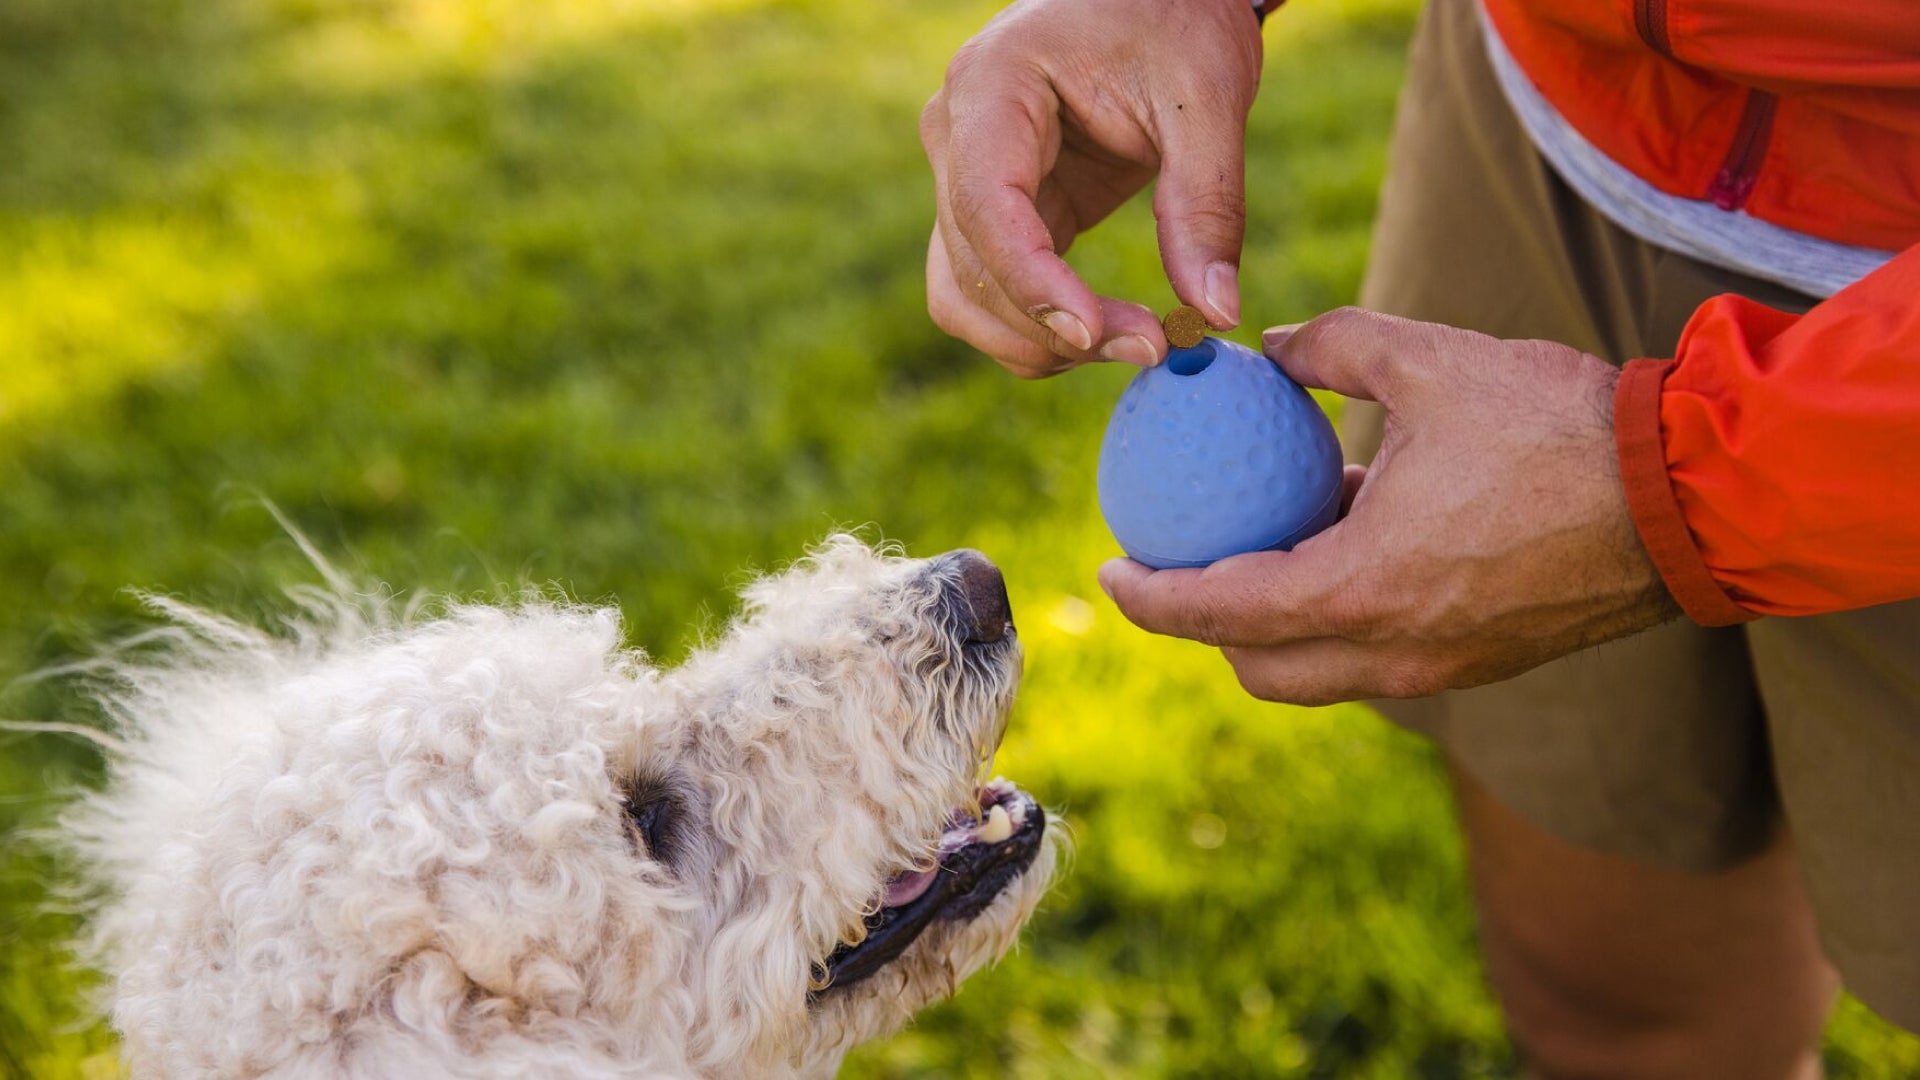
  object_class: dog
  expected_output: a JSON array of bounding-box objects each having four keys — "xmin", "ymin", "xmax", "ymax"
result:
[{"xmin": 60, "ymin": 536, "xmax": 1056, "ymax": 1077}]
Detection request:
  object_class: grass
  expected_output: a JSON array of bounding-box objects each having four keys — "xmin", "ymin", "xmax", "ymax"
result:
[{"xmin": 0, "ymin": 0, "xmax": 1915, "ymax": 1075}]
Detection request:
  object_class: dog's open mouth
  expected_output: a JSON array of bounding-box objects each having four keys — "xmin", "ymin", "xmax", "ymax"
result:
[{"xmin": 814, "ymin": 778, "xmax": 1044, "ymax": 996}]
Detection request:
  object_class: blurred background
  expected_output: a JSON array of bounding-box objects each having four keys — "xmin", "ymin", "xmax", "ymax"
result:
[{"xmin": 0, "ymin": 0, "xmax": 1915, "ymax": 1075}]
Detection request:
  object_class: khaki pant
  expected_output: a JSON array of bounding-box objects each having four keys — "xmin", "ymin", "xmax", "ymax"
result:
[{"xmin": 1348, "ymin": 0, "xmax": 1920, "ymax": 1030}]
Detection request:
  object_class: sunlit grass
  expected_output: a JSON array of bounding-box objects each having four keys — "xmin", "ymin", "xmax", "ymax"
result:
[
  {"xmin": 0, "ymin": 0, "xmax": 1915, "ymax": 1076},
  {"xmin": 274, "ymin": 0, "xmax": 773, "ymax": 91},
  {"xmin": 0, "ymin": 178, "xmax": 373, "ymax": 424}
]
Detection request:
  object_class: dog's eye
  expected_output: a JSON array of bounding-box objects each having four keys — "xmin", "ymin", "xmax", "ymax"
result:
[{"xmin": 624, "ymin": 779, "xmax": 686, "ymax": 868}]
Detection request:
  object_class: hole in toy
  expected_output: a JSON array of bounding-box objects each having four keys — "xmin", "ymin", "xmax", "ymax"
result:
[{"xmin": 1166, "ymin": 339, "xmax": 1217, "ymax": 376}]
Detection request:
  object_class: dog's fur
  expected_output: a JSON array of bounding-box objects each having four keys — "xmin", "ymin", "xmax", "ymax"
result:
[{"xmin": 60, "ymin": 536, "xmax": 1055, "ymax": 1077}]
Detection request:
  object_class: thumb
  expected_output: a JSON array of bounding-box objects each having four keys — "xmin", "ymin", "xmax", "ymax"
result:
[
  {"xmin": 1153, "ymin": 107, "xmax": 1251, "ymax": 330},
  {"xmin": 1261, "ymin": 306, "xmax": 1438, "ymax": 405}
]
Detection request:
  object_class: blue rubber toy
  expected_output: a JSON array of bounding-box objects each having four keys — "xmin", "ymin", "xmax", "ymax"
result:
[{"xmin": 1097, "ymin": 336, "xmax": 1343, "ymax": 570}]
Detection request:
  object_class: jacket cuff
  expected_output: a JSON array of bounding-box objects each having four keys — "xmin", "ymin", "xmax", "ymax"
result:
[{"xmin": 1614, "ymin": 357, "xmax": 1757, "ymax": 627}]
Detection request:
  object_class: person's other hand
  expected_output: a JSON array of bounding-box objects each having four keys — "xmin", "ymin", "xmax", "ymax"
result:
[
  {"xmin": 921, "ymin": 0, "xmax": 1263, "ymax": 378},
  {"xmin": 1099, "ymin": 308, "xmax": 1682, "ymax": 705}
]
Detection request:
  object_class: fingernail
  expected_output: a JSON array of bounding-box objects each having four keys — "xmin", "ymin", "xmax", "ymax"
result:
[
  {"xmin": 1262, "ymin": 323, "xmax": 1301, "ymax": 352},
  {"xmin": 1037, "ymin": 308, "xmax": 1093, "ymax": 352},
  {"xmin": 1203, "ymin": 262, "xmax": 1240, "ymax": 328},
  {"xmin": 1099, "ymin": 334, "xmax": 1160, "ymax": 368}
]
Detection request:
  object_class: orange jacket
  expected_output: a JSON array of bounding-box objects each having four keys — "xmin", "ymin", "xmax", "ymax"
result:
[{"xmin": 1485, "ymin": 0, "xmax": 1920, "ymax": 622}]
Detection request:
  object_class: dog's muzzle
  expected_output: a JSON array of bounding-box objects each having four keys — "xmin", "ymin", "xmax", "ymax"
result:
[{"xmin": 941, "ymin": 549, "xmax": 1013, "ymax": 645}]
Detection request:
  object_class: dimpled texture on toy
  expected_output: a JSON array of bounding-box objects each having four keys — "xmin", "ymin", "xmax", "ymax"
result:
[{"xmin": 1098, "ymin": 336, "xmax": 1343, "ymax": 570}]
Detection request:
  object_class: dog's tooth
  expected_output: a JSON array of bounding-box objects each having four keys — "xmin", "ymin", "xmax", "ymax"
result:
[
  {"xmin": 977, "ymin": 804, "xmax": 1012, "ymax": 844},
  {"xmin": 1006, "ymin": 799, "xmax": 1026, "ymax": 827}
]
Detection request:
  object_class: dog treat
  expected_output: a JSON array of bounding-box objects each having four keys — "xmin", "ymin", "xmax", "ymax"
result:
[{"xmin": 1162, "ymin": 305, "xmax": 1208, "ymax": 349}]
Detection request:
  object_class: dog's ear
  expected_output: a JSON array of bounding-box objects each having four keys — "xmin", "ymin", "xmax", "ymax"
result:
[{"xmin": 603, "ymin": 673, "xmax": 676, "ymax": 781}]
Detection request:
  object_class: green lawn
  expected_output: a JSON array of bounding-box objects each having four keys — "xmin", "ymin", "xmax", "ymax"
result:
[{"xmin": 1, "ymin": 0, "xmax": 1914, "ymax": 1076}]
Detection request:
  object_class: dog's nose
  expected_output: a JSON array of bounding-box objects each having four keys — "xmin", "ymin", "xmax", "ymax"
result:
[{"xmin": 944, "ymin": 549, "xmax": 1013, "ymax": 645}]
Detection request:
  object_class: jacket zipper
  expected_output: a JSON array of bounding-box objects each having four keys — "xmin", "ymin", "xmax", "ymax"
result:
[
  {"xmin": 1705, "ymin": 91, "xmax": 1776, "ymax": 211},
  {"xmin": 1633, "ymin": 0, "xmax": 1672, "ymax": 58},
  {"xmin": 1633, "ymin": 0, "xmax": 1776, "ymax": 213}
]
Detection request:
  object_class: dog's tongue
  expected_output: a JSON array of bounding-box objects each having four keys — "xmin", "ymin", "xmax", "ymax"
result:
[
  {"xmin": 881, "ymin": 866, "xmax": 938, "ymax": 907},
  {"xmin": 881, "ymin": 829, "xmax": 965, "ymax": 908}
]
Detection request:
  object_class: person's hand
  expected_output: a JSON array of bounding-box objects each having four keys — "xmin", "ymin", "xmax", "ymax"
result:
[
  {"xmin": 1099, "ymin": 308, "xmax": 1682, "ymax": 705},
  {"xmin": 920, "ymin": 0, "xmax": 1263, "ymax": 378}
]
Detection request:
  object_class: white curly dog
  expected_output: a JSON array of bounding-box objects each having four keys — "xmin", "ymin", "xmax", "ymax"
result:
[{"xmin": 62, "ymin": 537, "xmax": 1057, "ymax": 1078}]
